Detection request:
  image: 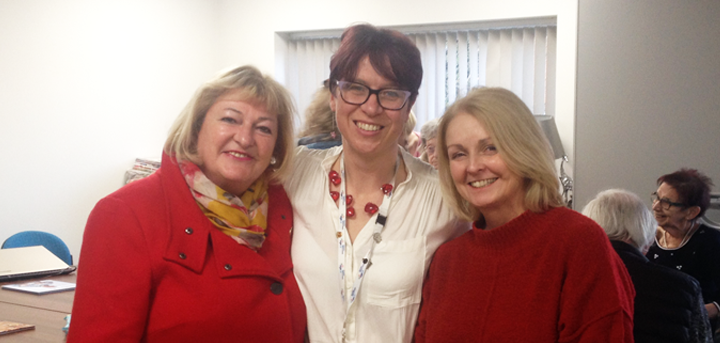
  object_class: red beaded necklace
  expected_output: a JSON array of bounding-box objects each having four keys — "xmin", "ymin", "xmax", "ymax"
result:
[{"xmin": 328, "ymin": 170, "xmax": 393, "ymax": 218}]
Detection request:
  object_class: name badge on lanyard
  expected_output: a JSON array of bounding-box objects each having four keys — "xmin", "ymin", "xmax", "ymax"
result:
[{"xmin": 335, "ymin": 153, "xmax": 398, "ymax": 314}]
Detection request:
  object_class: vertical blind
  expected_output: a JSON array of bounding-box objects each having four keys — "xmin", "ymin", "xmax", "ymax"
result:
[
  {"xmin": 409, "ymin": 27, "xmax": 557, "ymax": 126},
  {"xmin": 284, "ymin": 37, "xmax": 340, "ymax": 126},
  {"xmin": 284, "ymin": 25, "xmax": 556, "ymax": 131}
]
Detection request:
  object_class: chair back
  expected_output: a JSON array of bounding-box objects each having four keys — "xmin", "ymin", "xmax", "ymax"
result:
[{"xmin": 2, "ymin": 231, "xmax": 73, "ymax": 265}]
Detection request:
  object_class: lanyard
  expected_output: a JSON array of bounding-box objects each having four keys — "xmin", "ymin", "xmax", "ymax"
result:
[{"xmin": 336, "ymin": 152, "xmax": 398, "ymax": 312}]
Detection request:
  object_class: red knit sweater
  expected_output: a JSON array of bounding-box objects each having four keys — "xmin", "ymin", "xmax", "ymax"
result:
[{"xmin": 414, "ymin": 207, "xmax": 635, "ymax": 343}]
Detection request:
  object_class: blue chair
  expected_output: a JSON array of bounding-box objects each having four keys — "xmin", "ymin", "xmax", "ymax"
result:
[{"xmin": 2, "ymin": 231, "xmax": 73, "ymax": 265}]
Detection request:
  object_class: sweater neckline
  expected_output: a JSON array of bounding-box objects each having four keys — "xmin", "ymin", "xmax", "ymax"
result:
[
  {"xmin": 653, "ymin": 224, "xmax": 704, "ymax": 251},
  {"xmin": 471, "ymin": 209, "xmax": 545, "ymax": 249}
]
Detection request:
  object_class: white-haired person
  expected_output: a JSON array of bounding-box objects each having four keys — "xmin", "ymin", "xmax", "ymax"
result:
[
  {"xmin": 419, "ymin": 118, "xmax": 439, "ymax": 169},
  {"xmin": 69, "ymin": 66, "xmax": 306, "ymax": 342},
  {"xmin": 414, "ymin": 87, "xmax": 634, "ymax": 342},
  {"xmin": 583, "ymin": 189, "xmax": 712, "ymax": 343}
]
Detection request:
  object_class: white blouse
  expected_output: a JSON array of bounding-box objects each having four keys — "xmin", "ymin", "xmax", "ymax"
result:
[{"xmin": 285, "ymin": 146, "xmax": 468, "ymax": 343}]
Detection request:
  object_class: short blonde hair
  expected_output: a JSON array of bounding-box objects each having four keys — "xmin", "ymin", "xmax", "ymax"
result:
[
  {"xmin": 582, "ymin": 189, "xmax": 657, "ymax": 252},
  {"xmin": 437, "ymin": 87, "xmax": 563, "ymax": 222},
  {"xmin": 164, "ymin": 65, "xmax": 296, "ymax": 184},
  {"xmin": 403, "ymin": 111, "xmax": 417, "ymax": 137},
  {"xmin": 298, "ymin": 85, "xmax": 339, "ymax": 139}
]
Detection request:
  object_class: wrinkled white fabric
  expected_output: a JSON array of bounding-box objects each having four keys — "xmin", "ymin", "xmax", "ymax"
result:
[{"xmin": 285, "ymin": 146, "xmax": 468, "ymax": 343}]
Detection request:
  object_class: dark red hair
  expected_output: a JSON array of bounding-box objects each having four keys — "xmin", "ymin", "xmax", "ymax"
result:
[
  {"xmin": 329, "ymin": 24, "xmax": 422, "ymax": 103},
  {"xmin": 658, "ymin": 168, "xmax": 714, "ymax": 217}
]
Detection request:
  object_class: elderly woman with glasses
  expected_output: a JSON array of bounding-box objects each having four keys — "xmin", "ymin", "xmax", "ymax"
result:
[
  {"xmin": 419, "ymin": 118, "xmax": 439, "ymax": 169},
  {"xmin": 584, "ymin": 189, "xmax": 712, "ymax": 343},
  {"xmin": 284, "ymin": 24, "xmax": 467, "ymax": 343},
  {"xmin": 646, "ymin": 168, "xmax": 720, "ymax": 322}
]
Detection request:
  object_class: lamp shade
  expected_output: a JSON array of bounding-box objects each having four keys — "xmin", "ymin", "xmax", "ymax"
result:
[{"xmin": 534, "ymin": 115, "xmax": 565, "ymax": 160}]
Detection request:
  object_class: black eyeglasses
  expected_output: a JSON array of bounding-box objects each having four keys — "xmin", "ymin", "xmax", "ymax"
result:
[
  {"xmin": 334, "ymin": 80, "xmax": 411, "ymax": 111},
  {"xmin": 651, "ymin": 192, "xmax": 686, "ymax": 210}
]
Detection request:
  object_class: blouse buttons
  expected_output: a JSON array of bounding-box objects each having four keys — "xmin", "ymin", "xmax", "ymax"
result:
[
  {"xmin": 281, "ymin": 215, "xmax": 286, "ymax": 220},
  {"xmin": 185, "ymin": 227, "xmax": 193, "ymax": 234},
  {"xmin": 178, "ymin": 252, "xmax": 187, "ymax": 260},
  {"xmin": 224, "ymin": 264, "xmax": 232, "ymax": 271}
]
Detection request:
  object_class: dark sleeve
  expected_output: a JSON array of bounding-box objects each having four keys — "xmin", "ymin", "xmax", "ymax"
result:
[
  {"xmin": 689, "ymin": 279, "xmax": 714, "ymax": 343},
  {"xmin": 702, "ymin": 227, "xmax": 720, "ymax": 303}
]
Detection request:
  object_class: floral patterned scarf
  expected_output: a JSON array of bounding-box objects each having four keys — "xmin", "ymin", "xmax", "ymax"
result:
[{"xmin": 179, "ymin": 161, "xmax": 269, "ymax": 250}]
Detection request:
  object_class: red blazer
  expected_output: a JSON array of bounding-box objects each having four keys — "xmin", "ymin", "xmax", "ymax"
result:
[{"xmin": 68, "ymin": 154, "xmax": 306, "ymax": 342}]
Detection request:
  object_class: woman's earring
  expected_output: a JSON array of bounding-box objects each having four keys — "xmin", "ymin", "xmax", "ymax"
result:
[{"xmin": 270, "ymin": 156, "xmax": 277, "ymax": 165}]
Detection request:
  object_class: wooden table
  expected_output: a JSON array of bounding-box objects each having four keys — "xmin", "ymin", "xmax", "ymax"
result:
[{"xmin": 0, "ymin": 273, "xmax": 75, "ymax": 342}]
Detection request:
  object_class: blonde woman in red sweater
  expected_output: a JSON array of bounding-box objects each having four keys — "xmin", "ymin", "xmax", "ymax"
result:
[{"xmin": 414, "ymin": 87, "xmax": 635, "ymax": 343}]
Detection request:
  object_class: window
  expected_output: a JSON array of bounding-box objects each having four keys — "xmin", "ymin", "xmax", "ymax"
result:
[{"xmin": 281, "ymin": 18, "xmax": 556, "ymax": 131}]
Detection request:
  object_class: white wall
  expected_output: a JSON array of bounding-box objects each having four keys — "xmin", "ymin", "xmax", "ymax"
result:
[
  {"xmin": 575, "ymin": 0, "xmax": 720, "ymax": 210},
  {"xmin": 0, "ymin": 0, "xmax": 223, "ymax": 261},
  {"xmin": 0, "ymin": 0, "xmax": 578, "ymax": 262},
  {"xmin": 4, "ymin": 0, "xmax": 717, "ymax": 265}
]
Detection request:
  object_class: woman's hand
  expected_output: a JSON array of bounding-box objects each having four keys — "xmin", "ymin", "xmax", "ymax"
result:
[{"xmin": 704, "ymin": 302, "xmax": 719, "ymax": 319}]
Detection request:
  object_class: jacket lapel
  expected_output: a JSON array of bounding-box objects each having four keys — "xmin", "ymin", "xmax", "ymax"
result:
[{"xmin": 159, "ymin": 154, "xmax": 287, "ymax": 281}]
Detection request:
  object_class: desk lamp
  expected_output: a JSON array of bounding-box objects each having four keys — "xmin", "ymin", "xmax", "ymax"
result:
[{"xmin": 534, "ymin": 115, "xmax": 573, "ymax": 207}]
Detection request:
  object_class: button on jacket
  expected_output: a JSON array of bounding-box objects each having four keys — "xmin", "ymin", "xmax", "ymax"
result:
[{"xmin": 68, "ymin": 153, "xmax": 306, "ymax": 343}]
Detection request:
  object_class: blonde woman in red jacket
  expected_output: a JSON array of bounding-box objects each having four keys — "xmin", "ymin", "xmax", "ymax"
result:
[
  {"xmin": 68, "ymin": 66, "xmax": 306, "ymax": 342},
  {"xmin": 414, "ymin": 87, "xmax": 635, "ymax": 343}
]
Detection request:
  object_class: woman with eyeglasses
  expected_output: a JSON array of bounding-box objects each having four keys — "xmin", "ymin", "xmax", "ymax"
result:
[
  {"xmin": 284, "ymin": 24, "xmax": 467, "ymax": 343},
  {"xmin": 646, "ymin": 168, "xmax": 720, "ymax": 323}
]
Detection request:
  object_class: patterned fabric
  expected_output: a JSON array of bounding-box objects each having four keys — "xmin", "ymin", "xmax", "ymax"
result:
[
  {"xmin": 647, "ymin": 224, "xmax": 720, "ymax": 305},
  {"xmin": 179, "ymin": 161, "xmax": 268, "ymax": 250}
]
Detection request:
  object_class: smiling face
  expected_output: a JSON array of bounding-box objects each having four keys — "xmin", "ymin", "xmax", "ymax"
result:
[
  {"xmin": 196, "ymin": 89, "xmax": 278, "ymax": 196},
  {"xmin": 652, "ymin": 182, "xmax": 698, "ymax": 232},
  {"xmin": 330, "ymin": 56, "xmax": 410, "ymax": 158},
  {"xmin": 446, "ymin": 112, "xmax": 526, "ymax": 228}
]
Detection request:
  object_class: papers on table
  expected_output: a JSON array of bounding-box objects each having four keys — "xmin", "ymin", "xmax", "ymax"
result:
[{"xmin": 2, "ymin": 280, "xmax": 76, "ymax": 295}]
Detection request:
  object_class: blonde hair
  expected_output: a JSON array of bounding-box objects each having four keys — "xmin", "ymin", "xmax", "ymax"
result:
[
  {"xmin": 164, "ymin": 65, "xmax": 296, "ymax": 184},
  {"xmin": 398, "ymin": 110, "xmax": 417, "ymax": 148},
  {"xmin": 403, "ymin": 111, "xmax": 417, "ymax": 137},
  {"xmin": 437, "ymin": 87, "xmax": 563, "ymax": 222},
  {"xmin": 298, "ymin": 85, "xmax": 339, "ymax": 139}
]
